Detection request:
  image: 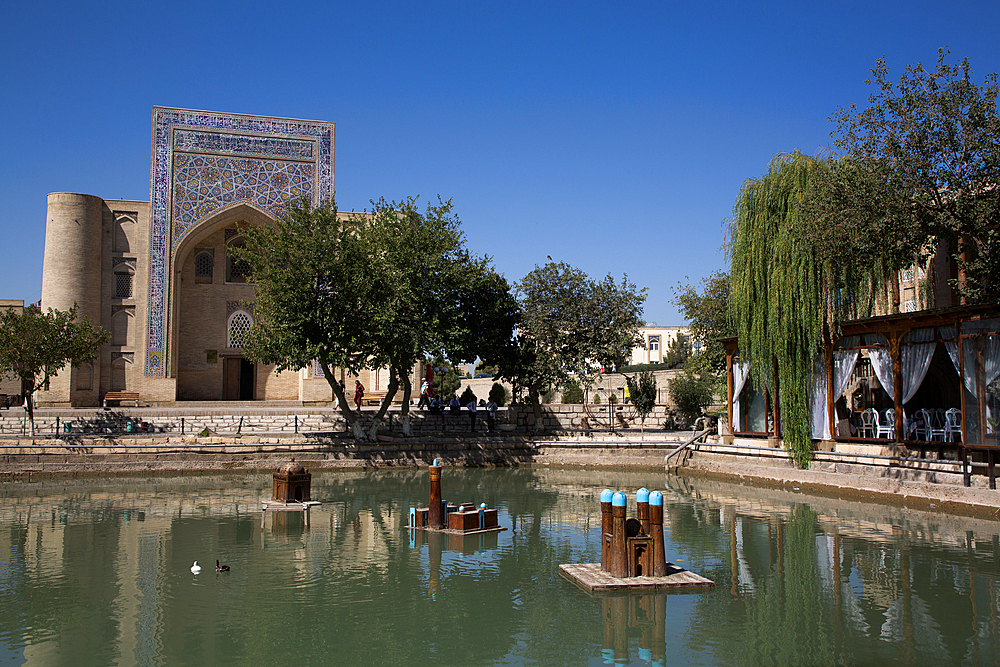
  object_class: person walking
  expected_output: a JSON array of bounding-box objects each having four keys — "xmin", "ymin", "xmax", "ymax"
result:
[
  {"xmin": 467, "ymin": 398, "xmax": 478, "ymax": 433},
  {"xmin": 354, "ymin": 380, "xmax": 365, "ymax": 410},
  {"xmin": 485, "ymin": 398, "xmax": 498, "ymax": 432},
  {"xmin": 417, "ymin": 379, "xmax": 430, "ymax": 410}
]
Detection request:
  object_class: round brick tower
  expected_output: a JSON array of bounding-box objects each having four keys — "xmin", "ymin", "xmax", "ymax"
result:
[{"xmin": 39, "ymin": 193, "xmax": 105, "ymax": 404}]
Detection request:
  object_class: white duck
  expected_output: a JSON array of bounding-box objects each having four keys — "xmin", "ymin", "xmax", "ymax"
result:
[{"xmin": 191, "ymin": 561, "xmax": 201, "ymax": 574}]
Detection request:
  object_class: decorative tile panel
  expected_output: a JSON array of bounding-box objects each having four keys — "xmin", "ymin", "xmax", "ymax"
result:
[{"xmin": 145, "ymin": 108, "xmax": 334, "ymax": 376}]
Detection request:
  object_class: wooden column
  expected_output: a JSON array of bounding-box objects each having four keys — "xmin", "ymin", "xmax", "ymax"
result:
[
  {"xmin": 650, "ymin": 491, "xmax": 667, "ymax": 577},
  {"xmin": 826, "ymin": 336, "xmax": 836, "ymax": 441},
  {"xmin": 726, "ymin": 348, "xmax": 735, "ymax": 434},
  {"xmin": 890, "ymin": 332, "xmax": 903, "ymax": 447},
  {"xmin": 428, "ymin": 461, "xmax": 444, "ymax": 529},
  {"xmin": 611, "ymin": 492, "xmax": 627, "ymax": 578},
  {"xmin": 600, "ymin": 489, "xmax": 613, "ymax": 572}
]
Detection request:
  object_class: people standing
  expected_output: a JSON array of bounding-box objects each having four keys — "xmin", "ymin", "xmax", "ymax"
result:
[
  {"xmin": 418, "ymin": 379, "xmax": 430, "ymax": 410},
  {"xmin": 485, "ymin": 398, "xmax": 498, "ymax": 432},
  {"xmin": 467, "ymin": 398, "xmax": 478, "ymax": 432},
  {"xmin": 354, "ymin": 380, "xmax": 365, "ymax": 410}
]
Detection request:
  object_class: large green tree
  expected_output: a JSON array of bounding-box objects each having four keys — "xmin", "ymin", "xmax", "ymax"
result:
[
  {"xmin": 233, "ymin": 199, "xmax": 378, "ymax": 440},
  {"xmin": 360, "ymin": 196, "xmax": 519, "ymax": 438},
  {"xmin": 672, "ymin": 270, "xmax": 733, "ymax": 375},
  {"xmin": 825, "ymin": 49, "xmax": 1000, "ymax": 303},
  {"xmin": 728, "ymin": 153, "xmax": 894, "ymax": 467},
  {"xmin": 234, "ymin": 197, "xmax": 518, "ymax": 440},
  {"xmin": 501, "ymin": 261, "xmax": 646, "ymax": 431},
  {"xmin": 0, "ymin": 304, "xmax": 108, "ymax": 435}
]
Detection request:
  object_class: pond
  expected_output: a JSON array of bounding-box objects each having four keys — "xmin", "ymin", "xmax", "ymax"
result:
[{"xmin": 0, "ymin": 467, "xmax": 998, "ymax": 666}]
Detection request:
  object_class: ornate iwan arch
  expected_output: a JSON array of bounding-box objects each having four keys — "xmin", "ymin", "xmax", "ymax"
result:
[{"xmin": 144, "ymin": 108, "xmax": 334, "ymax": 377}]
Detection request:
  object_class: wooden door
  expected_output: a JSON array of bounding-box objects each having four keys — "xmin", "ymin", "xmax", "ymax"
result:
[{"xmin": 223, "ymin": 357, "xmax": 240, "ymax": 400}]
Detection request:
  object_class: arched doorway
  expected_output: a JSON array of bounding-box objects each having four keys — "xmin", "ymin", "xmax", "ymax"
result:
[{"xmin": 169, "ymin": 203, "xmax": 273, "ymax": 401}]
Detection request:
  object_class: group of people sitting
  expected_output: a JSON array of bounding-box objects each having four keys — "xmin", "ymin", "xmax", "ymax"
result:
[{"xmin": 417, "ymin": 379, "xmax": 498, "ymax": 432}]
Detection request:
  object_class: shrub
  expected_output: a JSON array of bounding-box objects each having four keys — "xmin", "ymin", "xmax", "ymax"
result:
[
  {"xmin": 668, "ymin": 369, "xmax": 714, "ymax": 423},
  {"xmin": 626, "ymin": 371, "xmax": 657, "ymax": 426},
  {"xmin": 561, "ymin": 380, "xmax": 584, "ymax": 404},
  {"xmin": 459, "ymin": 386, "xmax": 477, "ymax": 406},
  {"xmin": 488, "ymin": 382, "xmax": 508, "ymax": 407},
  {"xmin": 592, "ymin": 394, "xmax": 601, "ymax": 405}
]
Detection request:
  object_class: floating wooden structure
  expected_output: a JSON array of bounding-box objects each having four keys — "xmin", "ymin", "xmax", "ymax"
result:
[
  {"xmin": 560, "ymin": 488, "xmax": 714, "ymax": 592},
  {"xmin": 262, "ymin": 459, "xmax": 320, "ymax": 525},
  {"xmin": 408, "ymin": 460, "xmax": 506, "ymax": 535}
]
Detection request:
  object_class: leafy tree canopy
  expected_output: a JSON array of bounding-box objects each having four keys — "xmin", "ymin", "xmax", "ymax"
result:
[
  {"xmin": 233, "ymin": 197, "xmax": 518, "ymax": 440},
  {"xmin": 672, "ymin": 271, "xmax": 733, "ymax": 375},
  {"xmin": 826, "ymin": 49, "xmax": 1000, "ymax": 302},
  {"xmin": 0, "ymin": 304, "xmax": 109, "ymax": 434},
  {"xmin": 500, "ymin": 261, "xmax": 646, "ymax": 430}
]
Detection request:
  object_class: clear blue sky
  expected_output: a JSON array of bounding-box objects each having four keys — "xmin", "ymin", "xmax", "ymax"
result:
[{"xmin": 2, "ymin": 1, "xmax": 999, "ymax": 325}]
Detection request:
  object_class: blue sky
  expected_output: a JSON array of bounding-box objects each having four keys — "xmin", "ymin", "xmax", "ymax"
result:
[{"xmin": 2, "ymin": 1, "xmax": 999, "ymax": 324}]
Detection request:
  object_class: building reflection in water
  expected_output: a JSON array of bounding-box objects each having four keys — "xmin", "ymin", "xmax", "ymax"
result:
[
  {"xmin": 600, "ymin": 592, "xmax": 668, "ymax": 666},
  {"xmin": 409, "ymin": 527, "xmax": 500, "ymax": 600}
]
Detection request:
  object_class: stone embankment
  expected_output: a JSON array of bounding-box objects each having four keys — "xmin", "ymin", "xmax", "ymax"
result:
[{"xmin": 3, "ymin": 405, "xmax": 999, "ymax": 519}]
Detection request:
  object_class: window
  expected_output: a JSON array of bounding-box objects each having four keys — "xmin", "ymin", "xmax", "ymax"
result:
[
  {"xmin": 228, "ymin": 310, "xmax": 253, "ymax": 348},
  {"xmin": 226, "ymin": 238, "xmax": 252, "ymax": 283},
  {"xmin": 649, "ymin": 335, "xmax": 660, "ymax": 352},
  {"xmin": 195, "ymin": 251, "xmax": 213, "ymax": 278},
  {"xmin": 114, "ymin": 269, "xmax": 133, "ymax": 299}
]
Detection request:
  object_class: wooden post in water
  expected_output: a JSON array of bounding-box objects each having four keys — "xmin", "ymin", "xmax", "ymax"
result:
[
  {"xmin": 600, "ymin": 489, "xmax": 613, "ymax": 571},
  {"xmin": 636, "ymin": 488, "xmax": 650, "ymax": 536},
  {"xmin": 428, "ymin": 460, "xmax": 444, "ymax": 529},
  {"xmin": 611, "ymin": 492, "xmax": 627, "ymax": 578},
  {"xmin": 650, "ymin": 490, "xmax": 667, "ymax": 576}
]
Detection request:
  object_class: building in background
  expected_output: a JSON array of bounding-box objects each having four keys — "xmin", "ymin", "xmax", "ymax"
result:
[{"xmin": 37, "ymin": 108, "xmax": 410, "ymax": 407}]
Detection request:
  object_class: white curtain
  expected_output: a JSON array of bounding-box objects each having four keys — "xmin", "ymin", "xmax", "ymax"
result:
[
  {"xmin": 944, "ymin": 325, "xmax": 1000, "ymax": 396},
  {"xmin": 900, "ymin": 328, "xmax": 936, "ymax": 405},
  {"xmin": 732, "ymin": 361, "xmax": 750, "ymax": 431},
  {"xmin": 811, "ymin": 337, "xmax": 861, "ymax": 440},
  {"xmin": 811, "ymin": 352, "xmax": 828, "ymax": 440},
  {"xmin": 867, "ymin": 334, "xmax": 895, "ymax": 401}
]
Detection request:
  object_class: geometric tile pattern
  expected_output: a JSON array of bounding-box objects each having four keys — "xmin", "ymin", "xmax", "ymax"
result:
[
  {"xmin": 145, "ymin": 107, "xmax": 334, "ymax": 376},
  {"xmin": 171, "ymin": 154, "xmax": 314, "ymax": 241}
]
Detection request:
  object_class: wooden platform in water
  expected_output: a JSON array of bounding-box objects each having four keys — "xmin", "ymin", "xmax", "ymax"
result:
[
  {"xmin": 407, "ymin": 525, "xmax": 506, "ymax": 536},
  {"xmin": 261, "ymin": 500, "xmax": 321, "ymax": 512},
  {"xmin": 558, "ymin": 563, "xmax": 714, "ymax": 592}
]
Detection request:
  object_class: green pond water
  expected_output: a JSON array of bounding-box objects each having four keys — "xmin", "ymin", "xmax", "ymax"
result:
[{"xmin": 1, "ymin": 467, "xmax": 999, "ymax": 666}]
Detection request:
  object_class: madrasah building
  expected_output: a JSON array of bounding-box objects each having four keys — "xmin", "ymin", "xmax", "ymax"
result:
[{"xmin": 37, "ymin": 107, "xmax": 410, "ymax": 407}]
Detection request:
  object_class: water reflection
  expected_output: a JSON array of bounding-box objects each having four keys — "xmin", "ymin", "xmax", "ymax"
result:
[{"xmin": 0, "ymin": 470, "xmax": 997, "ymax": 665}]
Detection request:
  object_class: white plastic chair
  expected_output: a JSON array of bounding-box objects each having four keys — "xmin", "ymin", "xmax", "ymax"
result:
[
  {"xmin": 859, "ymin": 408, "xmax": 876, "ymax": 438},
  {"xmin": 944, "ymin": 408, "xmax": 962, "ymax": 442},
  {"xmin": 876, "ymin": 409, "xmax": 895, "ymax": 439},
  {"xmin": 918, "ymin": 408, "xmax": 946, "ymax": 441}
]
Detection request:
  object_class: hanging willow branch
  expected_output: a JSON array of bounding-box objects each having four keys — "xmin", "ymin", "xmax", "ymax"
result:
[{"xmin": 727, "ymin": 152, "xmax": 896, "ymax": 467}]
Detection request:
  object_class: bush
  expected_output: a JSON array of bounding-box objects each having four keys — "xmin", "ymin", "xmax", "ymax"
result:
[
  {"xmin": 592, "ymin": 394, "xmax": 601, "ymax": 405},
  {"xmin": 561, "ymin": 380, "xmax": 584, "ymax": 404},
  {"xmin": 668, "ymin": 369, "xmax": 715, "ymax": 423},
  {"xmin": 488, "ymin": 382, "xmax": 508, "ymax": 407},
  {"xmin": 626, "ymin": 371, "xmax": 657, "ymax": 425},
  {"xmin": 459, "ymin": 386, "xmax": 477, "ymax": 406}
]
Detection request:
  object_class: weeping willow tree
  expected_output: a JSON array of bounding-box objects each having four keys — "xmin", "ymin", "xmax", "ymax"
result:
[{"xmin": 728, "ymin": 152, "xmax": 898, "ymax": 467}]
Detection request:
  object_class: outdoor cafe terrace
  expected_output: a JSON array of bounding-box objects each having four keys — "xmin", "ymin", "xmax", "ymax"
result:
[{"xmin": 722, "ymin": 304, "xmax": 1000, "ymax": 469}]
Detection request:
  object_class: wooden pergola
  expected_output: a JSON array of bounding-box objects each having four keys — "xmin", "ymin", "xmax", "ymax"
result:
[{"xmin": 722, "ymin": 304, "xmax": 1000, "ymax": 450}]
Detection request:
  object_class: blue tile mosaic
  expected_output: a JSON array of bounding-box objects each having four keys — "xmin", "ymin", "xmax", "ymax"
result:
[{"xmin": 145, "ymin": 108, "xmax": 334, "ymax": 377}]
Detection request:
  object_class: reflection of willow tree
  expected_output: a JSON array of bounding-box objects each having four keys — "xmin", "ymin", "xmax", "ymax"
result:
[{"xmin": 740, "ymin": 505, "xmax": 835, "ymax": 666}]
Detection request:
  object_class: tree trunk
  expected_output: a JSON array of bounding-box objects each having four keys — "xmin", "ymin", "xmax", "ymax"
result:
[
  {"xmin": 398, "ymin": 362, "xmax": 413, "ymax": 437},
  {"xmin": 22, "ymin": 384, "xmax": 35, "ymax": 438},
  {"xmin": 368, "ymin": 365, "xmax": 400, "ymax": 441},
  {"xmin": 321, "ymin": 360, "xmax": 366, "ymax": 442}
]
